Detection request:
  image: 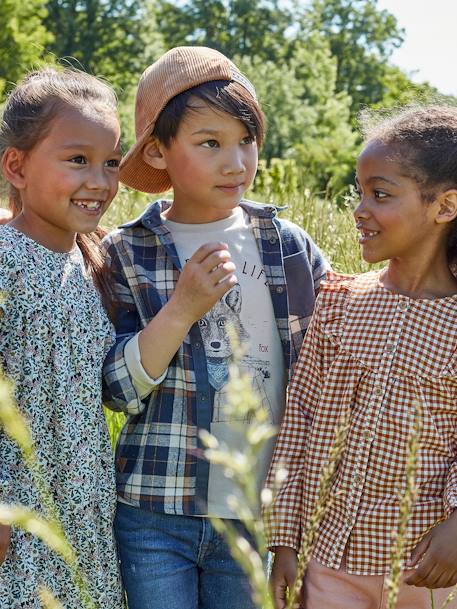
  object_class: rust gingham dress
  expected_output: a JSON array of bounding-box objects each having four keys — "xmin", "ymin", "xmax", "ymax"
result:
[{"xmin": 265, "ymin": 270, "xmax": 457, "ymax": 575}]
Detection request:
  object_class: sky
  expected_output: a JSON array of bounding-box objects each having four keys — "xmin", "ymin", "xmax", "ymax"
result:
[{"xmin": 377, "ymin": 0, "xmax": 457, "ymax": 97}]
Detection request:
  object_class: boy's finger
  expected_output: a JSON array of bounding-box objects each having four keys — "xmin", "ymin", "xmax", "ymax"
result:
[
  {"xmin": 210, "ymin": 262, "xmax": 236, "ymax": 284},
  {"xmin": 200, "ymin": 250, "xmax": 233, "ymax": 274},
  {"xmin": 188, "ymin": 242, "xmax": 229, "ymax": 264},
  {"xmin": 214, "ymin": 274, "xmax": 238, "ymax": 299}
]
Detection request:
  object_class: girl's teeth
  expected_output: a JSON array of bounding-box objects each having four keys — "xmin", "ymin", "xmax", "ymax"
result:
[{"xmin": 73, "ymin": 200, "xmax": 101, "ymax": 210}]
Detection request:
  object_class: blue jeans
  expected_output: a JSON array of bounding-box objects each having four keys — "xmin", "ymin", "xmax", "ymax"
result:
[{"xmin": 114, "ymin": 502, "xmax": 257, "ymax": 609}]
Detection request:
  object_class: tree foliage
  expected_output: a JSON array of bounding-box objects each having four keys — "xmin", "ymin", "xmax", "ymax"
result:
[
  {"xmin": 239, "ymin": 34, "xmax": 357, "ymax": 193},
  {"xmin": 302, "ymin": 0, "xmax": 405, "ymax": 118},
  {"xmin": 1, "ymin": 0, "xmax": 455, "ymax": 196},
  {"xmin": 0, "ymin": 0, "xmax": 53, "ymax": 97},
  {"xmin": 156, "ymin": 0, "xmax": 293, "ymax": 60},
  {"xmin": 44, "ymin": 0, "xmax": 162, "ymax": 93}
]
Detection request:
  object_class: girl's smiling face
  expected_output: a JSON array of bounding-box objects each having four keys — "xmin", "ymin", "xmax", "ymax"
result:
[
  {"xmin": 8, "ymin": 105, "xmax": 121, "ymax": 252},
  {"xmin": 354, "ymin": 140, "xmax": 444, "ymax": 264}
]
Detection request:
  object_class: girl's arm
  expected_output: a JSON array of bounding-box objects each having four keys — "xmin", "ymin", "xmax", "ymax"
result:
[
  {"xmin": 264, "ymin": 296, "xmax": 325, "ymax": 544},
  {"xmin": 0, "ymin": 524, "xmax": 10, "ymax": 565},
  {"xmin": 405, "ymin": 465, "xmax": 457, "ymax": 588},
  {"xmin": 264, "ymin": 302, "xmax": 325, "ymax": 608},
  {"xmin": 270, "ymin": 546, "xmax": 300, "ymax": 609}
]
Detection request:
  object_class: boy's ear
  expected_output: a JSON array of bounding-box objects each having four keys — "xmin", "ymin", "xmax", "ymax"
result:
[
  {"xmin": 435, "ymin": 190, "xmax": 457, "ymax": 224},
  {"xmin": 2, "ymin": 147, "xmax": 26, "ymax": 189},
  {"xmin": 142, "ymin": 139, "xmax": 167, "ymax": 171}
]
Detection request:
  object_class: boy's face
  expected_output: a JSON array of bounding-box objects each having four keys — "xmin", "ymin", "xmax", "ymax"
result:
[{"xmin": 144, "ymin": 99, "xmax": 258, "ymax": 223}]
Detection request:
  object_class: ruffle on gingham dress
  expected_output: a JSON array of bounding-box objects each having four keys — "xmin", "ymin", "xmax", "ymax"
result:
[
  {"xmin": 0, "ymin": 226, "xmax": 125, "ymax": 608},
  {"xmin": 266, "ymin": 270, "xmax": 457, "ymax": 575}
]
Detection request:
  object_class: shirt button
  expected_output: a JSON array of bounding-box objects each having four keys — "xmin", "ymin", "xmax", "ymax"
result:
[
  {"xmin": 353, "ymin": 474, "xmax": 363, "ymax": 486},
  {"xmin": 346, "ymin": 516, "xmax": 352, "ymax": 527},
  {"xmin": 200, "ymin": 394, "xmax": 207, "ymax": 402},
  {"xmin": 194, "ymin": 342, "xmax": 201, "ymax": 349},
  {"xmin": 385, "ymin": 342, "xmax": 395, "ymax": 353},
  {"xmin": 398, "ymin": 300, "xmax": 409, "ymax": 311},
  {"xmin": 269, "ymin": 236, "xmax": 278, "ymax": 244},
  {"xmin": 362, "ymin": 428, "xmax": 372, "ymax": 441},
  {"xmin": 275, "ymin": 286, "xmax": 284, "ymax": 294},
  {"xmin": 374, "ymin": 386, "xmax": 383, "ymax": 396}
]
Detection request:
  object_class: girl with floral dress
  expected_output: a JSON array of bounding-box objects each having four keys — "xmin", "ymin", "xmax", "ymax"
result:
[{"xmin": 0, "ymin": 68, "xmax": 124, "ymax": 609}]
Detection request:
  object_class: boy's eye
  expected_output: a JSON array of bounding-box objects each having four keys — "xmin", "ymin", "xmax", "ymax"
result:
[
  {"xmin": 105, "ymin": 158, "xmax": 121, "ymax": 168},
  {"xmin": 69, "ymin": 155, "xmax": 87, "ymax": 165},
  {"xmin": 201, "ymin": 140, "xmax": 219, "ymax": 149},
  {"xmin": 241, "ymin": 135, "xmax": 255, "ymax": 145}
]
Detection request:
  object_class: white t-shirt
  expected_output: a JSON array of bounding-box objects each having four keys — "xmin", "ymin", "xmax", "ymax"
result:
[{"xmin": 125, "ymin": 207, "xmax": 286, "ymax": 518}]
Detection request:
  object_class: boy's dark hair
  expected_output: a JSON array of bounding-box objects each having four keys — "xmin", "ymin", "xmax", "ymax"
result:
[
  {"xmin": 359, "ymin": 105, "xmax": 457, "ymax": 265},
  {"xmin": 153, "ymin": 80, "xmax": 265, "ymax": 148},
  {"xmin": 0, "ymin": 67, "xmax": 118, "ymax": 305}
]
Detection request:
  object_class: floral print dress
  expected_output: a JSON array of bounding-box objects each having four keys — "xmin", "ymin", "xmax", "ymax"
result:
[{"xmin": 0, "ymin": 226, "xmax": 124, "ymax": 609}]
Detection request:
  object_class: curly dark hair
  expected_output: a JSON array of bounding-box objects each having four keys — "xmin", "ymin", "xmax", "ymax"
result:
[{"xmin": 359, "ymin": 105, "xmax": 457, "ymax": 265}]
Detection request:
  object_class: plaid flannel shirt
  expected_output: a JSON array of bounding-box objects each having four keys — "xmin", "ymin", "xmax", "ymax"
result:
[
  {"xmin": 265, "ymin": 270, "xmax": 457, "ymax": 574},
  {"xmin": 102, "ymin": 199, "xmax": 327, "ymax": 515}
]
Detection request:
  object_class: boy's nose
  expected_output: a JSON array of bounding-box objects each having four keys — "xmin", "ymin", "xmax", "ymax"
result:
[{"xmin": 222, "ymin": 149, "xmax": 245, "ymax": 175}]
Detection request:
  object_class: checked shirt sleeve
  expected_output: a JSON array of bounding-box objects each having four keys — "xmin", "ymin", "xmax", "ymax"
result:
[
  {"xmin": 102, "ymin": 237, "xmax": 154, "ymax": 415},
  {"xmin": 443, "ymin": 463, "xmax": 457, "ymax": 516},
  {"xmin": 264, "ymin": 296, "xmax": 326, "ymax": 551}
]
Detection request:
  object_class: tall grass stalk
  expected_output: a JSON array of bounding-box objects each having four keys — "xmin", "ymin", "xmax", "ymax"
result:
[
  {"xmin": 39, "ymin": 586, "xmax": 65, "ymax": 609},
  {"xmin": 285, "ymin": 409, "xmax": 350, "ymax": 609},
  {"xmin": 0, "ymin": 372, "xmax": 96, "ymax": 609},
  {"xmin": 385, "ymin": 401, "xmax": 422, "ymax": 609},
  {"xmin": 439, "ymin": 582, "xmax": 457, "ymax": 608}
]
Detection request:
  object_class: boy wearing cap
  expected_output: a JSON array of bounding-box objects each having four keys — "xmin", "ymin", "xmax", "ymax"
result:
[{"xmin": 103, "ymin": 46, "xmax": 328, "ymax": 609}]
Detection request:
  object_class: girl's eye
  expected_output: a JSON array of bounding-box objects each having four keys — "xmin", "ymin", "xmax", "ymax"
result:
[
  {"xmin": 241, "ymin": 135, "xmax": 255, "ymax": 145},
  {"xmin": 105, "ymin": 158, "xmax": 121, "ymax": 168},
  {"xmin": 374, "ymin": 190, "xmax": 388, "ymax": 199},
  {"xmin": 201, "ymin": 140, "xmax": 219, "ymax": 149},
  {"xmin": 69, "ymin": 155, "xmax": 87, "ymax": 165}
]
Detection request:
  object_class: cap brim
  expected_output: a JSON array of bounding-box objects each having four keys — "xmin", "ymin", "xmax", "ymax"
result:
[{"xmin": 119, "ymin": 130, "xmax": 172, "ymax": 194}]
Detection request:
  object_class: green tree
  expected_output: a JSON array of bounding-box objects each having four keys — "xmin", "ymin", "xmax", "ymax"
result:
[
  {"xmin": 156, "ymin": 0, "xmax": 292, "ymax": 60},
  {"xmin": 302, "ymin": 0, "xmax": 405, "ymax": 117},
  {"xmin": 44, "ymin": 0, "xmax": 162, "ymax": 93},
  {"xmin": 0, "ymin": 0, "xmax": 53, "ymax": 99},
  {"xmin": 239, "ymin": 34, "xmax": 358, "ymax": 194}
]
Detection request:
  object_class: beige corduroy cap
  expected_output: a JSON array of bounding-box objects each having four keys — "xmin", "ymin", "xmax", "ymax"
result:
[{"xmin": 119, "ymin": 46, "xmax": 257, "ymax": 194}]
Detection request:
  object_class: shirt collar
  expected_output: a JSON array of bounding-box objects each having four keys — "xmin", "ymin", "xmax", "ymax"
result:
[{"xmin": 119, "ymin": 198, "xmax": 283, "ymax": 231}]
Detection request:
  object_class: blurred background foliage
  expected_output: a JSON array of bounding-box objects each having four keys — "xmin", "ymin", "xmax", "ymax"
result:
[{"xmin": 0, "ymin": 0, "xmax": 455, "ymax": 199}]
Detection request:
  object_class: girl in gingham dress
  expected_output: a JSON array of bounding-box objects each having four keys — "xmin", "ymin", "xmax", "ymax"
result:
[{"xmin": 266, "ymin": 106, "xmax": 457, "ymax": 609}]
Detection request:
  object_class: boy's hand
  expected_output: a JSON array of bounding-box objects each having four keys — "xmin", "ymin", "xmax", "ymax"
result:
[
  {"xmin": 270, "ymin": 546, "xmax": 302, "ymax": 609},
  {"xmin": 405, "ymin": 510, "xmax": 457, "ymax": 589},
  {"xmin": 170, "ymin": 242, "xmax": 237, "ymax": 325},
  {"xmin": 0, "ymin": 524, "xmax": 11, "ymax": 565}
]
